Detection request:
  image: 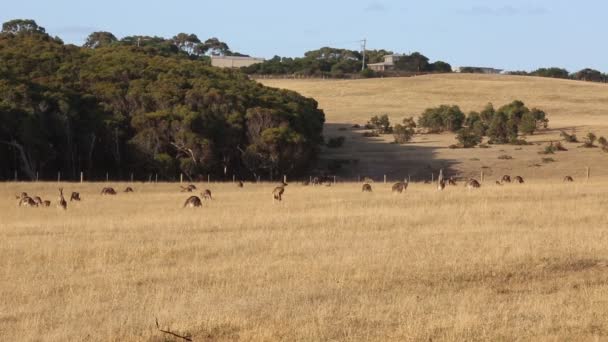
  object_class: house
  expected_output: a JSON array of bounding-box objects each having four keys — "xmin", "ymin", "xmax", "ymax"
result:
[
  {"xmin": 367, "ymin": 54, "xmax": 405, "ymax": 72},
  {"xmin": 453, "ymin": 66, "xmax": 503, "ymax": 74},
  {"xmin": 211, "ymin": 56, "xmax": 265, "ymax": 69}
]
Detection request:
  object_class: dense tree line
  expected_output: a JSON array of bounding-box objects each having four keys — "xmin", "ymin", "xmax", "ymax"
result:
[
  {"xmin": 507, "ymin": 67, "xmax": 608, "ymax": 83},
  {"xmin": 0, "ymin": 19, "xmax": 325, "ymax": 181},
  {"xmin": 242, "ymin": 47, "xmax": 451, "ymax": 77}
]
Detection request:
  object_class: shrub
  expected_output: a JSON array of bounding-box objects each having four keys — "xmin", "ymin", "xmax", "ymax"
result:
[
  {"xmin": 393, "ymin": 124, "xmax": 415, "ymax": 144},
  {"xmin": 326, "ymin": 136, "xmax": 345, "ymax": 148},
  {"xmin": 360, "ymin": 68, "xmax": 376, "ymax": 78},
  {"xmin": 539, "ymin": 145, "xmax": 555, "ymax": 155},
  {"xmin": 362, "ymin": 131, "xmax": 379, "ymax": 137},
  {"xmin": 542, "ymin": 157, "xmax": 556, "ymax": 163},
  {"xmin": 581, "ymin": 132, "xmax": 597, "ymax": 148},
  {"xmin": 498, "ymin": 155, "xmax": 513, "ymax": 160},
  {"xmin": 351, "ymin": 124, "xmax": 361, "ymax": 129},
  {"xmin": 456, "ymin": 127, "xmax": 482, "ymax": 148},
  {"xmin": 560, "ymin": 130, "xmax": 578, "ymax": 143},
  {"xmin": 418, "ymin": 105, "xmax": 465, "ymax": 133},
  {"xmin": 367, "ymin": 114, "xmax": 392, "ymax": 134}
]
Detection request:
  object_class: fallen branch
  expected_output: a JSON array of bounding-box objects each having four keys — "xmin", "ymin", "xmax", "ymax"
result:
[{"xmin": 155, "ymin": 317, "xmax": 193, "ymax": 341}]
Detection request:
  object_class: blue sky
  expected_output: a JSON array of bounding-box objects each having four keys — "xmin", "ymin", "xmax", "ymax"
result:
[{"xmin": 2, "ymin": 0, "xmax": 606, "ymax": 71}]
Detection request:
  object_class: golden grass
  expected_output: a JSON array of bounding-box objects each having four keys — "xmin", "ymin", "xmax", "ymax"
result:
[
  {"xmin": 2, "ymin": 181, "xmax": 608, "ymax": 341},
  {"xmin": 260, "ymin": 74, "xmax": 608, "ymax": 180}
]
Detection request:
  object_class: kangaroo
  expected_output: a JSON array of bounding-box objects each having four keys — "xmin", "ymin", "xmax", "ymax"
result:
[
  {"xmin": 447, "ymin": 177, "xmax": 457, "ymax": 186},
  {"xmin": 362, "ymin": 183, "xmax": 372, "ymax": 192},
  {"xmin": 563, "ymin": 176, "xmax": 574, "ymax": 183},
  {"xmin": 70, "ymin": 192, "xmax": 81, "ymax": 201},
  {"xmin": 237, "ymin": 181, "xmax": 244, "ymax": 188},
  {"xmin": 202, "ymin": 189, "xmax": 212, "ymax": 200},
  {"xmin": 513, "ymin": 176, "xmax": 524, "ymax": 184},
  {"xmin": 101, "ymin": 187, "xmax": 117, "ymax": 195},
  {"xmin": 33, "ymin": 196, "xmax": 43, "ymax": 206},
  {"xmin": 392, "ymin": 180, "xmax": 408, "ymax": 194},
  {"xmin": 183, "ymin": 196, "xmax": 202, "ymax": 208},
  {"xmin": 124, "ymin": 187, "xmax": 134, "ymax": 193},
  {"xmin": 180, "ymin": 184, "xmax": 197, "ymax": 192},
  {"xmin": 501, "ymin": 175, "xmax": 512, "ymax": 183},
  {"xmin": 466, "ymin": 179, "xmax": 481, "ymax": 189},
  {"xmin": 58, "ymin": 188, "xmax": 67, "ymax": 210},
  {"xmin": 496, "ymin": 180, "xmax": 503, "ymax": 186},
  {"xmin": 273, "ymin": 182, "xmax": 288, "ymax": 202},
  {"xmin": 18, "ymin": 196, "xmax": 38, "ymax": 207},
  {"xmin": 42, "ymin": 200, "xmax": 51, "ymax": 207},
  {"xmin": 15, "ymin": 192, "xmax": 28, "ymax": 200}
]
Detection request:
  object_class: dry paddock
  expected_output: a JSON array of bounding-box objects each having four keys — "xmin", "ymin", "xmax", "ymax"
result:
[{"xmin": 1, "ymin": 181, "xmax": 608, "ymax": 341}]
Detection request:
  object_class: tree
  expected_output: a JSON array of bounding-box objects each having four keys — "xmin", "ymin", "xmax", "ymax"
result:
[
  {"xmin": 2, "ymin": 19, "xmax": 45, "ymax": 35},
  {"xmin": 172, "ymin": 33, "xmax": 201, "ymax": 55},
  {"xmin": 573, "ymin": 68, "xmax": 604, "ymax": 82},
  {"xmin": 430, "ymin": 61, "xmax": 452, "ymax": 73},
  {"xmin": 519, "ymin": 111, "xmax": 537, "ymax": 135},
  {"xmin": 418, "ymin": 105, "xmax": 465, "ymax": 133},
  {"xmin": 393, "ymin": 117, "xmax": 416, "ymax": 144},
  {"xmin": 531, "ymin": 67, "xmax": 569, "ymax": 79},
  {"xmin": 456, "ymin": 128, "xmax": 482, "ymax": 148},
  {"xmin": 199, "ymin": 37, "xmax": 230, "ymax": 56},
  {"xmin": 368, "ymin": 114, "xmax": 392, "ymax": 134},
  {"xmin": 582, "ymin": 132, "xmax": 597, "ymax": 148},
  {"xmin": 487, "ymin": 112, "xmax": 510, "ymax": 144},
  {"xmin": 84, "ymin": 31, "xmax": 118, "ymax": 48},
  {"xmin": 394, "ymin": 52, "xmax": 430, "ymax": 72}
]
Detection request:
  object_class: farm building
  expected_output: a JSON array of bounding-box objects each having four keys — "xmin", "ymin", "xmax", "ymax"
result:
[
  {"xmin": 367, "ymin": 54, "xmax": 406, "ymax": 72},
  {"xmin": 211, "ymin": 56, "xmax": 265, "ymax": 69}
]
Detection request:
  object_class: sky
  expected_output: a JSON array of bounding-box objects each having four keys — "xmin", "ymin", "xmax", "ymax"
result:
[{"xmin": 2, "ymin": 0, "xmax": 607, "ymax": 72}]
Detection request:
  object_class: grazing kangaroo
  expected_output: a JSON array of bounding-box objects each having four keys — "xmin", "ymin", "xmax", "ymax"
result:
[
  {"xmin": 496, "ymin": 180, "xmax": 503, "ymax": 186},
  {"xmin": 202, "ymin": 189, "xmax": 212, "ymax": 200},
  {"xmin": 101, "ymin": 187, "xmax": 117, "ymax": 195},
  {"xmin": 33, "ymin": 196, "xmax": 43, "ymax": 206},
  {"xmin": 124, "ymin": 187, "xmax": 134, "ymax": 193},
  {"xmin": 70, "ymin": 192, "xmax": 81, "ymax": 201},
  {"xmin": 18, "ymin": 196, "xmax": 38, "ymax": 207},
  {"xmin": 501, "ymin": 175, "xmax": 512, "ymax": 183},
  {"xmin": 237, "ymin": 181, "xmax": 244, "ymax": 188},
  {"xmin": 513, "ymin": 176, "xmax": 524, "ymax": 184},
  {"xmin": 180, "ymin": 184, "xmax": 197, "ymax": 192},
  {"xmin": 466, "ymin": 179, "xmax": 481, "ymax": 189},
  {"xmin": 362, "ymin": 183, "xmax": 372, "ymax": 192},
  {"xmin": 563, "ymin": 176, "xmax": 574, "ymax": 182},
  {"xmin": 16, "ymin": 192, "xmax": 28, "ymax": 200},
  {"xmin": 392, "ymin": 180, "xmax": 408, "ymax": 194},
  {"xmin": 58, "ymin": 188, "xmax": 67, "ymax": 210},
  {"xmin": 183, "ymin": 196, "xmax": 202, "ymax": 208},
  {"xmin": 273, "ymin": 182, "xmax": 288, "ymax": 202},
  {"xmin": 42, "ymin": 200, "xmax": 51, "ymax": 207},
  {"xmin": 447, "ymin": 177, "xmax": 457, "ymax": 186}
]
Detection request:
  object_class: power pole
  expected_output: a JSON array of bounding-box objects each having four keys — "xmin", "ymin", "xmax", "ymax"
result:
[{"xmin": 361, "ymin": 38, "xmax": 367, "ymax": 71}]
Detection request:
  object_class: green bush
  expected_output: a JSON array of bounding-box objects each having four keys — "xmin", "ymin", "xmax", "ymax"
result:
[
  {"xmin": 367, "ymin": 114, "xmax": 392, "ymax": 134},
  {"xmin": 418, "ymin": 105, "xmax": 465, "ymax": 133},
  {"xmin": 456, "ymin": 127, "xmax": 482, "ymax": 148},
  {"xmin": 326, "ymin": 136, "xmax": 345, "ymax": 148}
]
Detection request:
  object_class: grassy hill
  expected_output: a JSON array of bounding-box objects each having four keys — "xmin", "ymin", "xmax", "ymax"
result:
[{"xmin": 261, "ymin": 74, "xmax": 608, "ymax": 181}]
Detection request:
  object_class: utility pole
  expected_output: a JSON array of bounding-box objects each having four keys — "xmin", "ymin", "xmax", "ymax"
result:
[{"xmin": 361, "ymin": 38, "xmax": 367, "ymax": 71}]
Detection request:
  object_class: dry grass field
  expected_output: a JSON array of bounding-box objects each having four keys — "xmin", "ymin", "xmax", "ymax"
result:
[
  {"xmin": 261, "ymin": 74, "xmax": 608, "ymax": 181},
  {"xmin": 3, "ymin": 180, "xmax": 608, "ymax": 341}
]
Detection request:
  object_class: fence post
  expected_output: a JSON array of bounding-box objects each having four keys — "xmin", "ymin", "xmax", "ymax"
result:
[
  {"xmin": 431, "ymin": 173, "xmax": 434, "ymax": 183},
  {"xmin": 130, "ymin": 173, "xmax": 134, "ymax": 183},
  {"xmin": 36, "ymin": 172, "xmax": 39, "ymax": 182},
  {"xmin": 155, "ymin": 174, "xmax": 158, "ymax": 183},
  {"xmin": 148, "ymin": 174, "xmax": 152, "ymax": 183},
  {"xmin": 333, "ymin": 175, "xmax": 336, "ymax": 184},
  {"xmin": 207, "ymin": 174, "xmax": 210, "ymax": 183},
  {"xmin": 80, "ymin": 171, "xmax": 83, "ymax": 183},
  {"xmin": 408, "ymin": 175, "xmax": 411, "ymax": 183},
  {"xmin": 233, "ymin": 175, "xmax": 235, "ymax": 183},
  {"xmin": 586, "ymin": 167, "xmax": 590, "ymax": 181},
  {"xmin": 481, "ymin": 170, "xmax": 484, "ymax": 183},
  {"xmin": 57, "ymin": 172, "xmax": 61, "ymax": 183},
  {"xmin": 384, "ymin": 174, "xmax": 387, "ymax": 184},
  {"xmin": 180, "ymin": 173, "xmax": 183, "ymax": 183},
  {"xmin": 14, "ymin": 170, "xmax": 17, "ymax": 181},
  {"xmin": 106, "ymin": 172, "xmax": 109, "ymax": 182},
  {"xmin": 283, "ymin": 175, "xmax": 287, "ymax": 183}
]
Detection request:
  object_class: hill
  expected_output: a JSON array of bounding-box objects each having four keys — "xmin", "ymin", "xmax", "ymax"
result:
[{"xmin": 261, "ymin": 74, "xmax": 608, "ymax": 181}]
